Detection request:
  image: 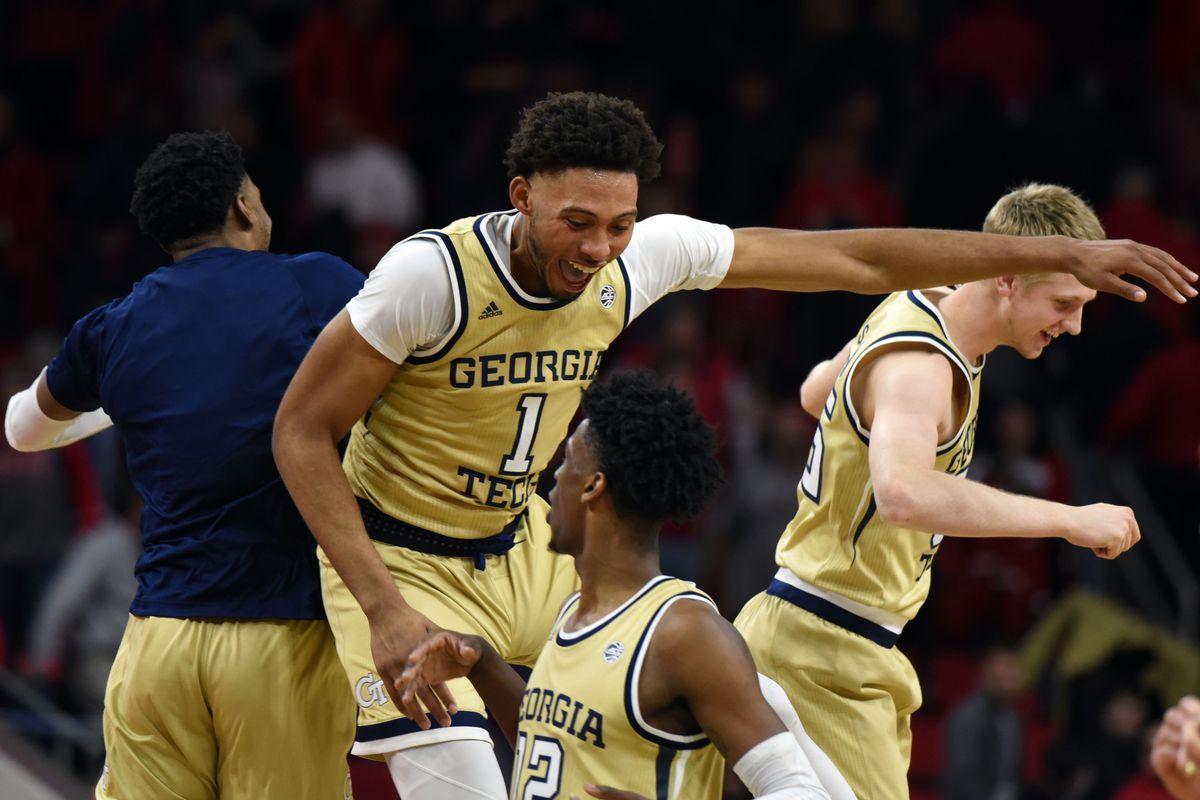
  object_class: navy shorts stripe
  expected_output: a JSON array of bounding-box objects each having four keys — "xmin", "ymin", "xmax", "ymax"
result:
[
  {"xmin": 766, "ymin": 579, "xmax": 900, "ymax": 648},
  {"xmin": 356, "ymin": 711, "xmax": 489, "ymax": 742}
]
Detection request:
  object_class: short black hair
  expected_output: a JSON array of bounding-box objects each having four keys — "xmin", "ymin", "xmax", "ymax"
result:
[
  {"xmin": 129, "ymin": 130, "xmax": 246, "ymax": 250},
  {"xmin": 581, "ymin": 370, "xmax": 721, "ymax": 524},
  {"xmin": 504, "ymin": 91, "xmax": 663, "ymax": 181}
]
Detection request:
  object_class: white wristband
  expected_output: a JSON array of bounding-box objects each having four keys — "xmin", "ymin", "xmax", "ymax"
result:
[
  {"xmin": 757, "ymin": 673, "xmax": 857, "ymax": 800},
  {"xmin": 5, "ymin": 369, "xmax": 113, "ymax": 452},
  {"xmin": 733, "ymin": 732, "xmax": 834, "ymax": 800}
]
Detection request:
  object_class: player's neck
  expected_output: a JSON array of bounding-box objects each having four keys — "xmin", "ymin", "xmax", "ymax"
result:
[
  {"xmin": 171, "ymin": 229, "xmax": 262, "ymax": 262},
  {"xmin": 937, "ymin": 283, "xmax": 1002, "ymax": 363},
  {"xmin": 573, "ymin": 530, "xmax": 661, "ymax": 624},
  {"xmin": 508, "ymin": 214, "xmax": 543, "ymax": 296}
]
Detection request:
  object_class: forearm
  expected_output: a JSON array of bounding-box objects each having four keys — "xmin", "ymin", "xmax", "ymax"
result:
[
  {"xmin": 725, "ymin": 228, "xmax": 1076, "ymax": 294},
  {"xmin": 273, "ymin": 421, "xmax": 404, "ymax": 619},
  {"xmin": 876, "ymin": 467, "xmax": 1070, "ymax": 540},
  {"xmin": 468, "ymin": 641, "xmax": 527, "ymax": 748}
]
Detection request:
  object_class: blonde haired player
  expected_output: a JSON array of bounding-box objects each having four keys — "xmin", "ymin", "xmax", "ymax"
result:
[
  {"xmin": 274, "ymin": 87, "xmax": 1194, "ymax": 800},
  {"xmin": 734, "ymin": 183, "xmax": 1141, "ymax": 799}
]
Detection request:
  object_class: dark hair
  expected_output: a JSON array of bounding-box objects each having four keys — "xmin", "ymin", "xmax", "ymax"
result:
[
  {"xmin": 504, "ymin": 92, "xmax": 663, "ymax": 181},
  {"xmin": 129, "ymin": 130, "xmax": 246, "ymax": 250},
  {"xmin": 581, "ymin": 370, "xmax": 722, "ymax": 523}
]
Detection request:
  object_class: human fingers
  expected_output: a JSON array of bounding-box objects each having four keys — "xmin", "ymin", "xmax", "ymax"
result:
[{"xmin": 1125, "ymin": 243, "xmax": 1198, "ymax": 303}]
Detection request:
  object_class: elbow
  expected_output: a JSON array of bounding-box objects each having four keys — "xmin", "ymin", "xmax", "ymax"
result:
[
  {"xmin": 873, "ymin": 473, "xmax": 919, "ymax": 527},
  {"xmin": 798, "ymin": 383, "xmax": 823, "ymax": 419}
]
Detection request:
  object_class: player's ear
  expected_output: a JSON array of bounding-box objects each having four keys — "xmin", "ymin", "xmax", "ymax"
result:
[
  {"xmin": 510, "ymin": 177, "xmax": 533, "ymax": 214},
  {"xmin": 232, "ymin": 191, "xmax": 255, "ymax": 231},
  {"xmin": 996, "ymin": 275, "xmax": 1019, "ymax": 297},
  {"xmin": 582, "ymin": 471, "xmax": 606, "ymax": 503}
]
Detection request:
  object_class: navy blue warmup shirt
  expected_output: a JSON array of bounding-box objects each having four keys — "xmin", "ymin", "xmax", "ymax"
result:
[{"xmin": 46, "ymin": 248, "xmax": 364, "ymax": 619}]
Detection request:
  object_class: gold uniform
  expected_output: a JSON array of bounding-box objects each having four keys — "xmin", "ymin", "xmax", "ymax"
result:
[
  {"xmin": 735, "ymin": 289, "xmax": 983, "ymax": 799},
  {"xmin": 322, "ymin": 212, "xmax": 632, "ymax": 754},
  {"xmin": 513, "ymin": 576, "xmax": 725, "ymax": 800}
]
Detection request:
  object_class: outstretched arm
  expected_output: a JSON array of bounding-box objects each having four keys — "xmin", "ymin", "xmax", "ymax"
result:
[
  {"xmin": 722, "ymin": 228, "xmax": 1197, "ymax": 302},
  {"xmin": 863, "ymin": 348, "xmax": 1139, "ymax": 557}
]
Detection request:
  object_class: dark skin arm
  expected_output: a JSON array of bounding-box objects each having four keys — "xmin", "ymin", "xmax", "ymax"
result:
[
  {"xmin": 571, "ymin": 599, "xmax": 794, "ymax": 800},
  {"xmin": 724, "ymin": 228, "xmax": 1198, "ymax": 303},
  {"xmin": 397, "ymin": 631, "xmax": 527, "ymax": 744},
  {"xmin": 273, "ymin": 309, "xmax": 451, "ymax": 714}
]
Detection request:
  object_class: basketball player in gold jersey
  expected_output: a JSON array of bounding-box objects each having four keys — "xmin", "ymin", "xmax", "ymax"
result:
[
  {"xmin": 734, "ymin": 184, "xmax": 1142, "ymax": 799},
  {"xmin": 396, "ymin": 372, "xmax": 853, "ymax": 800},
  {"xmin": 273, "ymin": 88, "xmax": 1194, "ymax": 798}
]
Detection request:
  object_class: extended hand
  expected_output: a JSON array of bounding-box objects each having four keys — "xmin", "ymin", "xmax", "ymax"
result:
[
  {"xmin": 1151, "ymin": 696, "xmax": 1200, "ymax": 800},
  {"xmin": 368, "ymin": 606, "xmax": 455, "ymax": 728},
  {"xmin": 1065, "ymin": 503, "xmax": 1140, "ymax": 559},
  {"xmin": 1068, "ymin": 238, "xmax": 1197, "ymax": 304},
  {"xmin": 397, "ymin": 630, "xmax": 485, "ymax": 727}
]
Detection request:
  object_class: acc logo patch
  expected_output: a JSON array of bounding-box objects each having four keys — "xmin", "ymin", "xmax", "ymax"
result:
[
  {"xmin": 599, "ymin": 284, "xmax": 617, "ymax": 308},
  {"xmin": 602, "ymin": 641, "xmax": 625, "ymax": 663}
]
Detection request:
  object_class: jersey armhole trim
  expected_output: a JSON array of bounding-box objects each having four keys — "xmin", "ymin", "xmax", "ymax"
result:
[
  {"xmin": 842, "ymin": 330, "xmax": 975, "ymax": 453},
  {"xmin": 616, "ymin": 255, "xmax": 633, "ymax": 329},
  {"xmin": 623, "ymin": 592, "xmax": 716, "ymax": 750},
  {"xmin": 406, "ymin": 231, "xmax": 468, "ymax": 364}
]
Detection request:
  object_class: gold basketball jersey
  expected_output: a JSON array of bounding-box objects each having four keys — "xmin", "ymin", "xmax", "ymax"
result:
[
  {"xmin": 343, "ymin": 212, "xmax": 630, "ymax": 538},
  {"xmin": 512, "ymin": 576, "xmax": 725, "ymax": 800},
  {"xmin": 777, "ymin": 289, "xmax": 983, "ymax": 622}
]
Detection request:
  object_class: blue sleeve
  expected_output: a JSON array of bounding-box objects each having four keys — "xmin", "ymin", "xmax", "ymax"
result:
[
  {"xmin": 288, "ymin": 252, "xmax": 366, "ymax": 327},
  {"xmin": 45, "ymin": 303, "xmax": 111, "ymax": 412}
]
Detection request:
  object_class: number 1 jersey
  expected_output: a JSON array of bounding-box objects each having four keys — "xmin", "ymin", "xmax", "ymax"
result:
[{"xmin": 342, "ymin": 211, "xmax": 630, "ymax": 538}]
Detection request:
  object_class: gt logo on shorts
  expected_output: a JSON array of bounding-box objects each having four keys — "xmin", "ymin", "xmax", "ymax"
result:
[{"xmin": 355, "ymin": 672, "xmax": 390, "ymax": 708}]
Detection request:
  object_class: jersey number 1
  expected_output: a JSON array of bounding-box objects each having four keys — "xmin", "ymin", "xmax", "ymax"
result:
[{"xmin": 500, "ymin": 393, "xmax": 548, "ymax": 475}]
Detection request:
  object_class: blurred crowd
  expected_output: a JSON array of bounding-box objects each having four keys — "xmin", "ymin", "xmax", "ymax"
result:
[{"xmin": 0, "ymin": 0, "xmax": 1197, "ymax": 795}]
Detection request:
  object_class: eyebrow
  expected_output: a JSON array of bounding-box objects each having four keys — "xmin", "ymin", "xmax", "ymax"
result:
[{"xmin": 562, "ymin": 206, "xmax": 638, "ymax": 219}]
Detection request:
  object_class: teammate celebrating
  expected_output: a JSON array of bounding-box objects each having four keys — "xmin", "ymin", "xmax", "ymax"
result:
[
  {"xmin": 397, "ymin": 372, "xmax": 854, "ymax": 800},
  {"xmin": 272, "ymin": 92, "xmax": 1195, "ymax": 798},
  {"xmin": 5, "ymin": 131, "xmax": 361, "ymax": 799},
  {"xmin": 735, "ymin": 184, "xmax": 1140, "ymax": 798}
]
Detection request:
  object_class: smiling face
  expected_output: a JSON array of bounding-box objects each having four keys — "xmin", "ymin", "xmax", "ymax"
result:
[
  {"xmin": 999, "ymin": 273, "xmax": 1097, "ymax": 358},
  {"xmin": 509, "ymin": 168, "xmax": 639, "ymax": 299},
  {"xmin": 546, "ymin": 420, "xmax": 600, "ymax": 556}
]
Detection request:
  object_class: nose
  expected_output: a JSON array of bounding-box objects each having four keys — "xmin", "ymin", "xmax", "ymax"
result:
[
  {"xmin": 1063, "ymin": 308, "xmax": 1083, "ymax": 336},
  {"xmin": 578, "ymin": 230, "xmax": 609, "ymax": 264}
]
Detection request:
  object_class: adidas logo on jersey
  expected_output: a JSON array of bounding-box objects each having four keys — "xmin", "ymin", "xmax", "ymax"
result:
[{"xmin": 478, "ymin": 301, "xmax": 503, "ymax": 319}]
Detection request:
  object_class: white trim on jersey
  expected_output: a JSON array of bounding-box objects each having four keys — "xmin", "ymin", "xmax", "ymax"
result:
[
  {"xmin": 556, "ymin": 575, "xmax": 675, "ymax": 642},
  {"xmin": 906, "ymin": 290, "xmax": 985, "ymax": 376},
  {"xmin": 626, "ymin": 593, "xmax": 719, "ymax": 747},
  {"xmin": 773, "ymin": 568, "xmax": 906, "ymax": 634},
  {"xmin": 842, "ymin": 331, "xmax": 976, "ymax": 455}
]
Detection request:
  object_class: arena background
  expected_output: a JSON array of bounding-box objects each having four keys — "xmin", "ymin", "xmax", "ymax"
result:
[{"xmin": 0, "ymin": 1, "xmax": 1196, "ymax": 797}]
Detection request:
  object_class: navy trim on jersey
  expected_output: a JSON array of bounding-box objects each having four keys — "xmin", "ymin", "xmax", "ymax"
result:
[
  {"xmin": 616, "ymin": 255, "xmax": 633, "ymax": 329},
  {"xmin": 473, "ymin": 212, "xmax": 572, "ymax": 311},
  {"xmin": 356, "ymin": 711, "xmax": 488, "ymax": 742},
  {"xmin": 767, "ymin": 579, "xmax": 899, "ymax": 648},
  {"xmin": 843, "ymin": 330, "xmax": 975, "ymax": 453},
  {"xmin": 906, "ymin": 291, "xmax": 986, "ymax": 376},
  {"xmin": 623, "ymin": 592, "xmax": 713, "ymax": 750},
  {"xmin": 554, "ymin": 575, "xmax": 674, "ymax": 646},
  {"xmin": 850, "ymin": 493, "xmax": 878, "ymax": 561},
  {"xmin": 656, "ymin": 746, "xmax": 676, "ymax": 800},
  {"xmin": 407, "ymin": 231, "xmax": 470, "ymax": 364}
]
